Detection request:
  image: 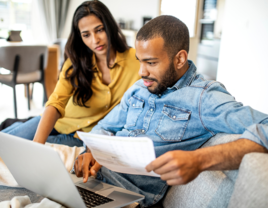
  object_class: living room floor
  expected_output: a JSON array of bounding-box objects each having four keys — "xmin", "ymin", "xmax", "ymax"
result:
[{"xmin": 0, "ymin": 83, "xmax": 45, "ymax": 124}]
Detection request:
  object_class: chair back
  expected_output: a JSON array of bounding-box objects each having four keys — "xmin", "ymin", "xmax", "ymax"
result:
[{"xmin": 0, "ymin": 45, "xmax": 48, "ymax": 73}]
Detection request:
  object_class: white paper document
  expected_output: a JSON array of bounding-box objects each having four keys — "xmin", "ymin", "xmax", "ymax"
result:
[{"xmin": 77, "ymin": 132, "xmax": 160, "ymax": 177}]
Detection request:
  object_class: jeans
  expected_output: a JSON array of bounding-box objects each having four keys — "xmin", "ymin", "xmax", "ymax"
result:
[{"xmin": 1, "ymin": 116, "xmax": 83, "ymax": 147}]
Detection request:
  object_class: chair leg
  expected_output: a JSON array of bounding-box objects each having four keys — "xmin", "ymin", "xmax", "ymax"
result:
[
  {"xmin": 13, "ymin": 86, "xmax": 17, "ymax": 118},
  {"xmin": 30, "ymin": 83, "xmax": 34, "ymax": 100},
  {"xmin": 42, "ymin": 81, "xmax": 47, "ymax": 106},
  {"xmin": 26, "ymin": 83, "xmax": 31, "ymax": 110}
]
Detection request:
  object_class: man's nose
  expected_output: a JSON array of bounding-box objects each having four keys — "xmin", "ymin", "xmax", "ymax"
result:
[{"xmin": 138, "ymin": 64, "xmax": 149, "ymax": 77}]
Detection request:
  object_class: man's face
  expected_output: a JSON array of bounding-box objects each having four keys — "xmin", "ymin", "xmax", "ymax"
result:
[{"xmin": 135, "ymin": 37, "xmax": 179, "ymax": 95}]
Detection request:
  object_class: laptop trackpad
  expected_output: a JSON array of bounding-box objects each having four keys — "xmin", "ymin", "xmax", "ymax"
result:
[{"xmin": 76, "ymin": 178, "xmax": 113, "ymax": 192}]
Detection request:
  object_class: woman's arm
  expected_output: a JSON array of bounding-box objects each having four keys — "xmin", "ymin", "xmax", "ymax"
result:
[
  {"xmin": 32, "ymin": 59, "xmax": 74, "ymax": 144},
  {"xmin": 33, "ymin": 106, "xmax": 61, "ymax": 144}
]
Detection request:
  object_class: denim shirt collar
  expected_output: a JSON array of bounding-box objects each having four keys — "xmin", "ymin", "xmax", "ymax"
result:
[{"xmin": 169, "ymin": 60, "xmax": 197, "ymax": 90}]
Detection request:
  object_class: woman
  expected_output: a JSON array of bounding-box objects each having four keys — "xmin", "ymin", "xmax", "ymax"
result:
[{"xmin": 2, "ymin": 0, "xmax": 140, "ymax": 146}]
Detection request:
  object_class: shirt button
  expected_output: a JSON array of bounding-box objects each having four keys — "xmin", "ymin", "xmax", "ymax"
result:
[
  {"xmin": 107, "ymin": 91, "xmax": 110, "ymax": 94},
  {"xmin": 142, "ymin": 130, "xmax": 145, "ymax": 133},
  {"xmin": 173, "ymin": 116, "xmax": 176, "ymax": 119},
  {"xmin": 150, "ymin": 108, "xmax": 153, "ymax": 111},
  {"xmin": 77, "ymin": 125, "xmax": 80, "ymax": 127},
  {"xmin": 159, "ymin": 94, "xmax": 161, "ymax": 97},
  {"xmin": 87, "ymin": 121, "xmax": 90, "ymax": 124},
  {"xmin": 106, "ymin": 105, "xmax": 108, "ymax": 108},
  {"xmin": 133, "ymin": 104, "xmax": 135, "ymax": 107}
]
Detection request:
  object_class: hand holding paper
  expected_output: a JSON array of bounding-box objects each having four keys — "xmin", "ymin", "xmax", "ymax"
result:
[{"xmin": 77, "ymin": 132, "xmax": 160, "ymax": 177}]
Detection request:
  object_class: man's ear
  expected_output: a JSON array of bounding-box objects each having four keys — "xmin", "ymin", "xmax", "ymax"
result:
[{"xmin": 174, "ymin": 50, "xmax": 188, "ymax": 69}]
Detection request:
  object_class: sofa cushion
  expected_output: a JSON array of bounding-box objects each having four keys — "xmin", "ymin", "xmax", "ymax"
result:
[
  {"xmin": 228, "ymin": 152, "xmax": 268, "ymax": 208},
  {"xmin": 163, "ymin": 133, "xmax": 241, "ymax": 208}
]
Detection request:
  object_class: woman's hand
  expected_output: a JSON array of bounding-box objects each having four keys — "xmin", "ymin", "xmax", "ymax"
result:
[{"xmin": 74, "ymin": 152, "xmax": 102, "ymax": 183}]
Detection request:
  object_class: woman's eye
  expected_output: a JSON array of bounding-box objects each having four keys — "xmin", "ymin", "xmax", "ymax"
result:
[
  {"xmin": 83, "ymin": 34, "xmax": 89, "ymax": 38},
  {"xmin": 97, "ymin": 28, "xmax": 104, "ymax": 32}
]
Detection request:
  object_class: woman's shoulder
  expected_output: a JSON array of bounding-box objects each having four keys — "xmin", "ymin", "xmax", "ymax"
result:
[
  {"xmin": 60, "ymin": 58, "xmax": 74, "ymax": 74},
  {"xmin": 62, "ymin": 58, "xmax": 72, "ymax": 69},
  {"xmin": 122, "ymin": 47, "xmax": 137, "ymax": 60}
]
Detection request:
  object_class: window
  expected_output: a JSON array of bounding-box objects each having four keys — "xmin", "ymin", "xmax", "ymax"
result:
[
  {"xmin": 161, "ymin": 0, "xmax": 198, "ymax": 37},
  {"xmin": 0, "ymin": 0, "xmax": 32, "ymax": 40}
]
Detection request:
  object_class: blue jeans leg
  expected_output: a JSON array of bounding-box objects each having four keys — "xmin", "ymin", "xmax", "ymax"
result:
[
  {"xmin": 2, "ymin": 122, "xmax": 23, "ymax": 133},
  {"xmin": 1, "ymin": 116, "xmax": 41, "ymax": 140},
  {"xmin": 46, "ymin": 133, "xmax": 83, "ymax": 147},
  {"xmin": 1, "ymin": 116, "xmax": 83, "ymax": 147}
]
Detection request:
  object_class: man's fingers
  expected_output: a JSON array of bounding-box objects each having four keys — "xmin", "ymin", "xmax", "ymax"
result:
[
  {"xmin": 166, "ymin": 177, "xmax": 185, "ymax": 186},
  {"xmin": 75, "ymin": 155, "xmax": 84, "ymax": 177},
  {"xmin": 160, "ymin": 169, "xmax": 181, "ymax": 181},
  {"xmin": 82, "ymin": 153, "xmax": 92, "ymax": 183},
  {"xmin": 90, "ymin": 162, "xmax": 102, "ymax": 176},
  {"xmin": 146, "ymin": 152, "xmax": 174, "ymax": 172},
  {"xmin": 153, "ymin": 160, "xmax": 181, "ymax": 175},
  {"xmin": 159, "ymin": 165, "xmax": 200, "ymax": 185},
  {"xmin": 83, "ymin": 171, "xmax": 90, "ymax": 183}
]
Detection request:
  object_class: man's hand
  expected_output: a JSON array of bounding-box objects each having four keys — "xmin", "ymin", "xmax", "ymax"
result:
[
  {"xmin": 146, "ymin": 150, "xmax": 201, "ymax": 185},
  {"xmin": 74, "ymin": 153, "xmax": 102, "ymax": 183},
  {"xmin": 146, "ymin": 139, "xmax": 268, "ymax": 186}
]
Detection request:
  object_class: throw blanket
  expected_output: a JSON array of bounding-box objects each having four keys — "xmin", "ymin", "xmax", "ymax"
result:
[
  {"xmin": 0, "ymin": 143, "xmax": 85, "ymax": 187},
  {"xmin": 0, "ymin": 196, "xmax": 65, "ymax": 208}
]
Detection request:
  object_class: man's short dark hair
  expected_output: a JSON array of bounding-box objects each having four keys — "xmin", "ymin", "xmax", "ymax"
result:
[{"xmin": 136, "ymin": 15, "xmax": 189, "ymax": 59}]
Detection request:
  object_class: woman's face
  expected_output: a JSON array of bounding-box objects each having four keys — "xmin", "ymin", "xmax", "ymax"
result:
[{"xmin": 78, "ymin": 14, "xmax": 108, "ymax": 56}]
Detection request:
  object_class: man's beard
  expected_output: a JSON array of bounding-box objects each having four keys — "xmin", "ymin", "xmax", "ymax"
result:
[{"xmin": 143, "ymin": 62, "xmax": 177, "ymax": 95}]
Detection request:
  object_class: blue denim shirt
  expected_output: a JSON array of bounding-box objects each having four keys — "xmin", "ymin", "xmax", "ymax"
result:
[{"xmin": 90, "ymin": 60, "xmax": 268, "ymax": 207}]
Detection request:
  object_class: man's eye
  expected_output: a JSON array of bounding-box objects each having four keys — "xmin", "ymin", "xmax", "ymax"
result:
[{"xmin": 148, "ymin": 62, "xmax": 156, "ymax": 65}]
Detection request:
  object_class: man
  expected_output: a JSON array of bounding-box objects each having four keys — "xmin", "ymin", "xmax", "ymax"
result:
[{"xmin": 74, "ymin": 15, "xmax": 268, "ymax": 207}]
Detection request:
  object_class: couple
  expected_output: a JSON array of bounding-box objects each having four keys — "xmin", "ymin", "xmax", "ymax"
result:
[{"xmin": 3, "ymin": 1, "xmax": 268, "ymax": 208}]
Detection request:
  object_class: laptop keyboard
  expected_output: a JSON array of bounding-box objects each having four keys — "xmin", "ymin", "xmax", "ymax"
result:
[{"xmin": 76, "ymin": 186, "xmax": 114, "ymax": 208}]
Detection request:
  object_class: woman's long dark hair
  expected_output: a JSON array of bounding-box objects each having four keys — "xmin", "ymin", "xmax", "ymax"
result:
[{"xmin": 64, "ymin": 0, "xmax": 128, "ymax": 107}]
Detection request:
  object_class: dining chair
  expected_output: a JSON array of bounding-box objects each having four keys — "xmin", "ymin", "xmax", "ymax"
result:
[{"xmin": 0, "ymin": 45, "xmax": 48, "ymax": 118}]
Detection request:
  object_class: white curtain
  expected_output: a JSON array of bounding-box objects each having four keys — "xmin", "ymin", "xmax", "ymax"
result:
[{"xmin": 31, "ymin": 0, "xmax": 70, "ymax": 44}]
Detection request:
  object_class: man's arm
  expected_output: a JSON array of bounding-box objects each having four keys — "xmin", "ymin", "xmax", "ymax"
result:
[{"xmin": 146, "ymin": 138, "xmax": 268, "ymax": 185}]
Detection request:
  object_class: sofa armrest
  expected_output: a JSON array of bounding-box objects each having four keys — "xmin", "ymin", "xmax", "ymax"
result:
[
  {"xmin": 163, "ymin": 133, "xmax": 241, "ymax": 208},
  {"xmin": 228, "ymin": 152, "xmax": 268, "ymax": 208}
]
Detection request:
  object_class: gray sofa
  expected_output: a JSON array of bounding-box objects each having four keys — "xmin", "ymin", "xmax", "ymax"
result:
[{"xmin": 162, "ymin": 133, "xmax": 268, "ymax": 208}]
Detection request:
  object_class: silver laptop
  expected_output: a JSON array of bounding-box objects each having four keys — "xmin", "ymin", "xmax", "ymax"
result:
[{"xmin": 0, "ymin": 132, "xmax": 144, "ymax": 208}]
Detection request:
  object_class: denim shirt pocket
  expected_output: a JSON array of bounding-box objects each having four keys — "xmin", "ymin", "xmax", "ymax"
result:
[
  {"xmin": 125, "ymin": 95, "xmax": 144, "ymax": 128},
  {"xmin": 155, "ymin": 105, "xmax": 191, "ymax": 141}
]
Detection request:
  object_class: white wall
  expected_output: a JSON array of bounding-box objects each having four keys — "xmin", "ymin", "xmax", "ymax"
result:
[
  {"xmin": 61, "ymin": 0, "xmax": 160, "ymax": 39},
  {"xmin": 217, "ymin": 0, "xmax": 268, "ymax": 113}
]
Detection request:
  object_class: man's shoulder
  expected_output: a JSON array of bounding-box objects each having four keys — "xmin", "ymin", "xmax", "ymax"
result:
[
  {"xmin": 188, "ymin": 74, "xmax": 231, "ymax": 101},
  {"xmin": 189, "ymin": 74, "xmax": 223, "ymax": 90}
]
